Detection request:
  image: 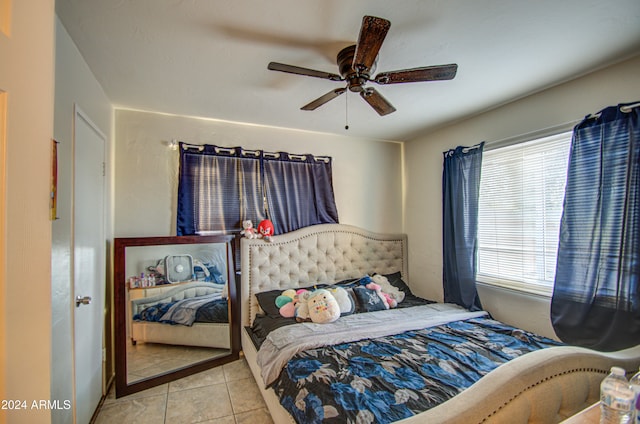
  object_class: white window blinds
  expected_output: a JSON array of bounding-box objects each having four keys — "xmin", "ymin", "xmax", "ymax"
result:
[{"xmin": 477, "ymin": 131, "xmax": 572, "ymax": 295}]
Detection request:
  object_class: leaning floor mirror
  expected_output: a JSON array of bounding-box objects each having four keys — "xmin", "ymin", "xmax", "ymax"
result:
[{"xmin": 114, "ymin": 235, "xmax": 240, "ymax": 397}]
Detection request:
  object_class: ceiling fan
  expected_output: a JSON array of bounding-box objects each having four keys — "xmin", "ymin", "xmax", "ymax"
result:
[{"xmin": 267, "ymin": 15, "xmax": 458, "ymax": 116}]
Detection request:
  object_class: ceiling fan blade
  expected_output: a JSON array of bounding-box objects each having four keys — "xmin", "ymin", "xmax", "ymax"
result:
[
  {"xmin": 268, "ymin": 62, "xmax": 343, "ymax": 81},
  {"xmin": 352, "ymin": 16, "xmax": 390, "ymax": 73},
  {"xmin": 301, "ymin": 88, "xmax": 347, "ymax": 110},
  {"xmin": 374, "ymin": 63, "xmax": 458, "ymax": 84},
  {"xmin": 360, "ymin": 87, "xmax": 396, "ymax": 116}
]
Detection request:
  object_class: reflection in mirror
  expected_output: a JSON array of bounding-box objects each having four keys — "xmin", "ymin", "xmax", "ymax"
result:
[{"xmin": 114, "ymin": 235, "xmax": 240, "ymax": 398}]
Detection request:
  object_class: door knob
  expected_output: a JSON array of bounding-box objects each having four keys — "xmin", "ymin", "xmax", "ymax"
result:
[{"xmin": 75, "ymin": 295, "xmax": 92, "ymax": 307}]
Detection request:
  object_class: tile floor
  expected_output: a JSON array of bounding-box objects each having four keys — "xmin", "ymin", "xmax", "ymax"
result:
[
  {"xmin": 94, "ymin": 358, "xmax": 274, "ymax": 424},
  {"xmin": 126, "ymin": 341, "xmax": 228, "ymax": 384}
]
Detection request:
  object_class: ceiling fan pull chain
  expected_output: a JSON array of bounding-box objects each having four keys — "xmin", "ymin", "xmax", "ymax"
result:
[{"xmin": 345, "ymin": 92, "xmax": 349, "ymax": 130}]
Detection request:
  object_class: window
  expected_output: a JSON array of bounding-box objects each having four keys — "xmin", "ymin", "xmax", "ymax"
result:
[{"xmin": 477, "ymin": 131, "xmax": 572, "ymax": 296}]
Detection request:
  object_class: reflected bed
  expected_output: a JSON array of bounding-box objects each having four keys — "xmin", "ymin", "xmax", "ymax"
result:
[{"xmin": 130, "ymin": 281, "xmax": 230, "ymax": 349}]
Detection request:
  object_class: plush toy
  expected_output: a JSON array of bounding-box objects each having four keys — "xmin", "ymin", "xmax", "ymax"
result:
[
  {"xmin": 307, "ymin": 289, "xmax": 341, "ymax": 323},
  {"xmin": 275, "ymin": 290, "xmax": 295, "ymax": 308},
  {"xmin": 380, "ymin": 291, "xmax": 397, "ymax": 308},
  {"xmin": 240, "ymin": 220, "xmax": 258, "ymax": 239},
  {"xmin": 257, "ymin": 219, "xmax": 275, "ymax": 242},
  {"xmin": 371, "ymin": 274, "xmax": 405, "ymax": 304},
  {"xmin": 276, "ymin": 289, "xmax": 297, "ymax": 318},
  {"xmin": 365, "ymin": 282, "xmax": 390, "ymax": 309},
  {"xmin": 294, "ymin": 289, "xmax": 312, "ymax": 322},
  {"xmin": 279, "ymin": 301, "xmax": 296, "ymax": 318},
  {"xmin": 327, "ymin": 286, "xmax": 355, "ymax": 315}
]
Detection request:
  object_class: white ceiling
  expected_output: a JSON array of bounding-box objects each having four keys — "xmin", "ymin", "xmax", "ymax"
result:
[{"xmin": 55, "ymin": 0, "xmax": 640, "ymax": 142}]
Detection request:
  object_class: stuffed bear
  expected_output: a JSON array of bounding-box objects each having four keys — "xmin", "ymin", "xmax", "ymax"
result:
[
  {"xmin": 307, "ymin": 289, "xmax": 341, "ymax": 323},
  {"xmin": 371, "ymin": 274, "xmax": 405, "ymax": 304},
  {"xmin": 240, "ymin": 220, "xmax": 258, "ymax": 239}
]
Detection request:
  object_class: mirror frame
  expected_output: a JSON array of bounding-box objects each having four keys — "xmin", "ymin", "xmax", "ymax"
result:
[{"xmin": 114, "ymin": 234, "xmax": 241, "ymax": 398}]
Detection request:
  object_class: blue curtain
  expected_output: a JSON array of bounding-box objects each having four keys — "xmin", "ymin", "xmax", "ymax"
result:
[
  {"xmin": 177, "ymin": 146, "xmax": 264, "ymax": 236},
  {"xmin": 442, "ymin": 142, "xmax": 484, "ymax": 311},
  {"xmin": 551, "ymin": 102, "xmax": 640, "ymax": 351},
  {"xmin": 263, "ymin": 154, "xmax": 339, "ymax": 234},
  {"xmin": 176, "ymin": 144, "xmax": 338, "ymax": 236}
]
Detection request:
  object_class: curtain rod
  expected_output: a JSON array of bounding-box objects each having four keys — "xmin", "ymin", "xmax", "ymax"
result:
[
  {"xmin": 486, "ymin": 102, "xmax": 640, "ymax": 150},
  {"xmin": 172, "ymin": 140, "xmax": 330, "ymax": 162},
  {"xmin": 175, "ymin": 141, "xmax": 204, "ymax": 151},
  {"xmin": 484, "ymin": 120, "xmax": 579, "ymax": 151},
  {"xmin": 620, "ymin": 101, "xmax": 640, "ymax": 112},
  {"xmin": 587, "ymin": 101, "xmax": 640, "ymax": 119}
]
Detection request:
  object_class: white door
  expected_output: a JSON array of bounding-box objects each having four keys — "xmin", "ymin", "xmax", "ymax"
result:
[{"xmin": 73, "ymin": 107, "xmax": 106, "ymax": 423}]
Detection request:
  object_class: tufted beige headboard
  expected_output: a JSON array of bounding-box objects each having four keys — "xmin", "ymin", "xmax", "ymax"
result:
[{"xmin": 240, "ymin": 224, "xmax": 407, "ymax": 327}]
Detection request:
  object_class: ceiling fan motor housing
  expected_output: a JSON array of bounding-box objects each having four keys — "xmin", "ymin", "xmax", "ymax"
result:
[{"xmin": 337, "ymin": 45, "xmax": 375, "ymax": 92}]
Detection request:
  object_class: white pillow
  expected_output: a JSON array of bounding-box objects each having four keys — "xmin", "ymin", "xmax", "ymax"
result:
[{"xmin": 307, "ymin": 289, "xmax": 340, "ymax": 323}]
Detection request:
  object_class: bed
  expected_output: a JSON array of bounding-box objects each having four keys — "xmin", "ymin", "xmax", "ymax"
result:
[
  {"xmin": 130, "ymin": 281, "xmax": 230, "ymax": 349},
  {"xmin": 240, "ymin": 223, "xmax": 640, "ymax": 424}
]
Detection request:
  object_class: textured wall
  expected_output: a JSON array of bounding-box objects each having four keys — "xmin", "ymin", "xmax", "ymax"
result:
[
  {"xmin": 53, "ymin": 17, "xmax": 114, "ymax": 424},
  {"xmin": 113, "ymin": 109, "xmax": 403, "ymax": 237},
  {"xmin": 404, "ymin": 55, "xmax": 640, "ymax": 338},
  {"xmin": 1, "ymin": 1, "xmax": 55, "ymax": 423}
]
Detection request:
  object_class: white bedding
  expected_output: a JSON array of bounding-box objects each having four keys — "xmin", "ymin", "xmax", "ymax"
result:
[
  {"xmin": 257, "ymin": 303, "xmax": 487, "ymax": 386},
  {"xmin": 159, "ymin": 290, "xmax": 225, "ymax": 326}
]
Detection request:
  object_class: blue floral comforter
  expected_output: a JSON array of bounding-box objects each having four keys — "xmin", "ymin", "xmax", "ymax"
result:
[{"xmin": 268, "ymin": 309, "xmax": 562, "ymax": 424}]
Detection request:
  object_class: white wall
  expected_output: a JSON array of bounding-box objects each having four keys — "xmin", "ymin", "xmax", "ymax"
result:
[
  {"xmin": 0, "ymin": 1, "xmax": 55, "ymax": 423},
  {"xmin": 113, "ymin": 109, "xmax": 403, "ymax": 237},
  {"xmin": 404, "ymin": 54, "xmax": 640, "ymax": 338},
  {"xmin": 53, "ymin": 17, "xmax": 113, "ymax": 424}
]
